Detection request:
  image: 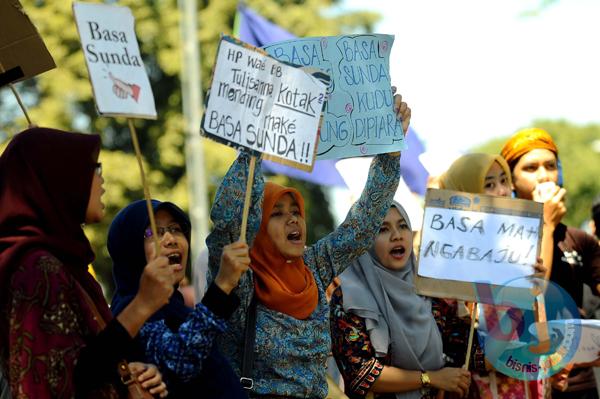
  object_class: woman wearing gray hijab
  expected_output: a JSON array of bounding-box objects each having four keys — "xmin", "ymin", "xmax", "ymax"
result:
[{"xmin": 330, "ymin": 201, "xmax": 470, "ymax": 399}]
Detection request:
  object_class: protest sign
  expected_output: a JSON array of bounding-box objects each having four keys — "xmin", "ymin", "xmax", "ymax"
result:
[
  {"xmin": 415, "ymin": 189, "xmax": 543, "ymax": 308},
  {"xmin": 73, "ymin": 2, "xmax": 157, "ymax": 119},
  {"xmin": 202, "ymin": 36, "xmax": 328, "ymax": 171},
  {"xmin": 529, "ymin": 320, "xmax": 599, "ymax": 364},
  {"xmin": 0, "ymin": 0, "xmax": 55, "ymax": 86},
  {"xmin": 263, "ymin": 34, "xmax": 405, "ymax": 160}
]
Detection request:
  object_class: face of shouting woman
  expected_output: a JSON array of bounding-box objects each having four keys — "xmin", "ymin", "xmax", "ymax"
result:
[
  {"xmin": 266, "ymin": 193, "xmax": 307, "ymax": 259},
  {"xmin": 374, "ymin": 207, "xmax": 413, "ymax": 271},
  {"xmin": 143, "ymin": 209, "xmax": 189, "ymax": 285}
]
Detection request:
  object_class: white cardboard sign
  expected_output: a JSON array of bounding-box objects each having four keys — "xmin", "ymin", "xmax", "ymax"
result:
[
  {"xmin": 202, "ymin": 37, "xmax": 328, "ymax": 171},
  {"xmin": 73, "ymin": 2, "xmax": 157, "ymax": 119},
  {"xmin": 417, "ymin": 189, "xmax": 543, "ymax": 290}
]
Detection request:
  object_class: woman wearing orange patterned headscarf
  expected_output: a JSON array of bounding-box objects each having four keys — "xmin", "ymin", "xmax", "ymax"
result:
[
  {"xmin": 249, "ymin": 182, "xmax": 318, "ymax": 319},
  {"xmin": 500, "ymin": 128, "xmax": 557, "ymax": 170},
  {"xmin": 206, "ymin": 92, "xmax": 411, "ymax": 398}
]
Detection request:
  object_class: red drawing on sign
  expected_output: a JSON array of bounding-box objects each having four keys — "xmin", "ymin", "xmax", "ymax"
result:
[{"xmin": 109, "ymin": 72, "xmax": 141, "ymax": 102}]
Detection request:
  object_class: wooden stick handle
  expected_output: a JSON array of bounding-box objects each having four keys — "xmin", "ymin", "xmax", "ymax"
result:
[
  {"xmin": 464, "ymin": 302, "xmax": 478, "ymax": 370},
  {"xmin": 0, "ymin": 62, "xmax": 33, "ymax": 126},
  {"xmin": 128, "ymin": 118, "xmax": 160, "ymax": 254},
  {"xmin": 240, "ymin": 155, "xmax": 257, "ymax": 243},
  {"xmin": 529, "ymin": 293, "xmax": 551, "ymax": 354}
]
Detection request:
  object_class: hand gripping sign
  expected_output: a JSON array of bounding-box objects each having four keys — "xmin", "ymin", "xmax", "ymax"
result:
[
  {"xmin": 415, "ymin": 189, "xmax": 583, "ymax": 379},
  {"xmin": 201, "ymin": 36, "xmax": 328, "ymax": 241}
]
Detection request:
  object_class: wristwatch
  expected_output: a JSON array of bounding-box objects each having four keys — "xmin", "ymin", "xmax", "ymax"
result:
[{"xmin": 420, "ymin": 371, "xmax": 431, "ymax": 388}]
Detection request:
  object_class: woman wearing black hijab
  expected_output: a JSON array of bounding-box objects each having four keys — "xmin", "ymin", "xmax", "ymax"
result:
[{"xmin": 109, "ymin": 199, "xmax": 249, "ymax": 398}]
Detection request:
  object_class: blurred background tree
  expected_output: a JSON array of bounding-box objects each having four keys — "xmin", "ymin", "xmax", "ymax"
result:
[{"xmin": 0, "ymin": 0, "xmax": 379, "ymax": 296}]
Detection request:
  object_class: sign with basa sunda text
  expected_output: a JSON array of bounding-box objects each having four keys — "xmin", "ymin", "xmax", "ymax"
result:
[
  {"xmin": 264, "ymin": 34, "xmax": 404, "ymax": 160},
  {"xmin": 73, "ymin": 2, "xmax": 157, "ymax": 119},
  {"xmin": 415, "ymin": 189, "xmax": 543, "ymax": 307},
  {"xmin": 202, "ymin": 36, "xmax": 328, "ymax": 171}
]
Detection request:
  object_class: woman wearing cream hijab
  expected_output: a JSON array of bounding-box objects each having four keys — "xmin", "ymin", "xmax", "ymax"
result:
[{"xmin": 437, "ymin": 153, "xmax": 545, "ymax": 399}]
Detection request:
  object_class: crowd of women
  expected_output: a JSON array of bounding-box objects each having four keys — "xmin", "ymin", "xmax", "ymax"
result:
[{"xmin": 0, "ymin": 91, "xmax": 599, "ymax": 399}]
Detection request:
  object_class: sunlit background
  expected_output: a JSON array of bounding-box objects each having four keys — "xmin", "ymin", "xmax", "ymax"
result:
[{"xmin": 1, "ymin": 0, "xmax": 598, "ymax": 297}]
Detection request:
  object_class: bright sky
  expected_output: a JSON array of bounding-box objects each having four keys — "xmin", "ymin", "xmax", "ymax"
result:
[{"xmin": 342, "ymin": 0, "xmax": 600, "ymax": 155}]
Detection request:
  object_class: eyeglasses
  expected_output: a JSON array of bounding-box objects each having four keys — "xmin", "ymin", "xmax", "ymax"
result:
[
  {"xmin": 143, "ymin": 224, "xmax": 186, "ymax": 240},
  {"xmin": 94, "ymin": 162, "xmax": 102, "ymax": 176}
]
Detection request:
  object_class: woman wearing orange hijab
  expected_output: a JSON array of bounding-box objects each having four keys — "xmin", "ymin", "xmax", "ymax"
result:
[{"xmin": 206, "ymin": 92, "xmax": 411, "ymax": 398}]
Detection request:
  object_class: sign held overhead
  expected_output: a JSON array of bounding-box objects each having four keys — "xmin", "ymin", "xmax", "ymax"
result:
[
  {"xmin": 202, "ymin": 36, "xmax": 328, "ymax": 171},
  {"xmin": 73, "ymin": 2, "xmax": 157, "ymax": 119},
  {"xmin": 264, "ymin": 34, "xmax": 405, "ymax": 160}
]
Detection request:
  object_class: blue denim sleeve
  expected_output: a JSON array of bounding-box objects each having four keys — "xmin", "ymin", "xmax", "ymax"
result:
[{"xmin": 138, "ymin": 303, "xmax": 227, "ymax": 382}]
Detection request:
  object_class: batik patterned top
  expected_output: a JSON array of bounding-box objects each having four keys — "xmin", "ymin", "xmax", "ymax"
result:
[
  {"xmin": 207, "ymin": 153, "xmax": 400, "ymax": 398},
  {"xmin": 5, "ymin": 250, "xmax": 131, "ymax": 399},
  {"xmin": 329, "ymin": 287, "xmax": 437, "ymax": 399},
  {"xmin": 138, "ymin": 302, "xmax": 227, "ymax": 383}
]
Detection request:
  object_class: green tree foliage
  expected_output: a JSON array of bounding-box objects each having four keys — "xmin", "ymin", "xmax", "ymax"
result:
[
  {"xmin": 474, "ymin": 120, "xmax": 600, "ymax": 228},
  {"xmin": 0, "ymin": 0, "xmax": 379, "ymax": 296}
]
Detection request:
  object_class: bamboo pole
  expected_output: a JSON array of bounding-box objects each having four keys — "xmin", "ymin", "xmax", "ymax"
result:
[
  {"xmin": 128, "ymin": 118, "xmax": 160, "ymax": 253},
  {"xmin": 464, "ymin": 302, "xmax": 478, "ymax": 370},
  {"xmin": 240, "ymin": 155, "xmax": 257, "ymax": 243},
  {"xmin": 0, "ymin": 62, "xmax": 33, "ymax": 126}
]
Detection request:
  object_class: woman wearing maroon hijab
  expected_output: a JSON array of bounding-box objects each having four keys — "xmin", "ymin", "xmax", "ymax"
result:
[{"xmin": 0, "ymin": 127, "xmax": 174, "ymax": 398}]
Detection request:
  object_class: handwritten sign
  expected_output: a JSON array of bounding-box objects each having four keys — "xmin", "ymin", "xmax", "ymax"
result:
[
  {"xmin": 73, "ymin": 2, "xmax": 156, "ymax": 119},
  {"xmin": 263, "ymin": 34, "xmax": 405, "ymax": 160},
  {"xmin": 0, "ymin": 0, "xmax": 55, "ymax": 84},
  {"xmin": 415, "ymin": 189, "xmax": 543, "ymax": 305},
  {"xmin": 202, "ymin": 36, "xmax": 328, "ymax": 171}
]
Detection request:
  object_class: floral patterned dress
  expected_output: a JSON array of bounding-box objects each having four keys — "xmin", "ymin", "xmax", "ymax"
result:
[
  {"xmin": 206, "ymin": 153, "xmax": 400, "ymax": 397},
  {"xmin": 329, "ymin": 286, "xmax": 438, "ymax": 399}
]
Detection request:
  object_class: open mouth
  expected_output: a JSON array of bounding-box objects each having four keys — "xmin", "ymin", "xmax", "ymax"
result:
[
  {"xmin": 167, "ymin": 253, "xmax": 182, "ymax": 265},
  {"xmin": 287, "ymin": 231, "xmax": 302, "ymax": 243},
  {"xmin": 390, "ymin": 246, "xmax": 406, "ymax": 258}
]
